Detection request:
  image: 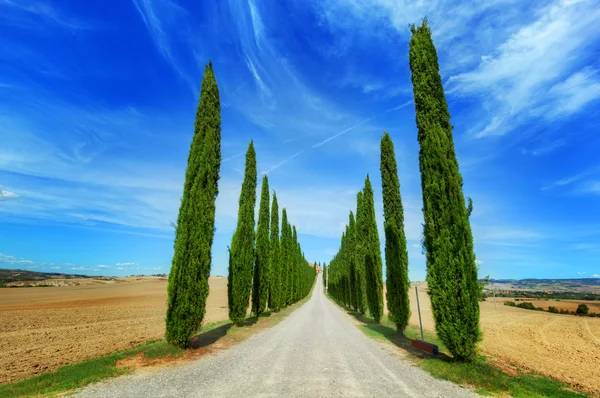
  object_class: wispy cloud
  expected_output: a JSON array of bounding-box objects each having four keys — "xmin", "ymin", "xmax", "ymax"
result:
[
  {"xmin": 447, "ymin": 0, "xmax": 600, "ymax": 137},
  {"xmin": 0, "ymin": 0, "xmax": 90, "ymax": 30},
  {"xmin": 131, "ymin": 0, "xmax": 199, "ymax": 92},
  {"xmin": 0, "ymin": 253, "xmax": 33, "ymax": 265},
  {"xmin": 0, "ymin": 185, "xmax": 18, "ymax": 200}
]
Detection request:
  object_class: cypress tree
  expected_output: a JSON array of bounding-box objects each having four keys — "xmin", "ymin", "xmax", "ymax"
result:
[
  {"xmin": 409, "ymin": 19, "xmax": 480, "ymax": 361},
  {"xmin": 354, "ymin": 192, "xmax": 366, "ymax": 314},
  {"xmin": 269, "ymin": 192, "xmax": 281, "ymax": 311},
  {"xmin": 166, "ymin": 61, "xmax": 221, "ymax": 348},
  {"xmin": 228, "ymin": 141, "xmax": 257, "ymax": 325},
  {"xmin": 280, "ymin": 209, "xmax": 290, "ymax": 307},
  {"xmin": 252, "ymin": 175, "xmax": 270, "ymax": 317},
  {"xmin": 348, "ymin": 212, "xmax": 359, "ymax": 310},
  {"xmin": 362, "ymin": 176, "xmax": 384, "ymax": 322},
  {"xmin": 380, "ymin": 131, "xmax": 411, "ymax": 332}
]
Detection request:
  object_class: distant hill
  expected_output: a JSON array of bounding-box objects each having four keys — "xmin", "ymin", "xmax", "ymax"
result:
[
  {"xmin": 484, "ymin": 278, "xmax": 600, "ymax": 294},
  {"xmin": 0, "ymin": 268, "xmax": 109, "ymax": 285}
]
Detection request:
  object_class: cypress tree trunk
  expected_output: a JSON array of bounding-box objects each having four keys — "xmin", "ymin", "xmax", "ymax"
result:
[
  {"xmin": 228, "ymin": 141, "xmax": 257, "ymax": 325},
  {"xmin": 268, "ymin": 193, "xmax": 280, "ymax": 311},
  {"xmin": 380, "ymin": 131, "xmax": 411, "ymax": 332},
  {"xmin": 280, "ymin": 209, "xmax": 290, "ymax": 308},
  {"xmin": 409, "ymin": 19, "xmax": 480, "ymax": 361},
  {"xmin": 362, "ymin": 176, "xmax": 384, "ymax": 322},
  {"xmin": 252, "ymin": 175, "xmax": 270, "ymax": 317},
  {"xmin": 166, "ymin": 61, "xmax": 221, "ymax": 348},
  {"xmin": 354, "ymin": 192, "xmax": 366, "ymax": 314}
]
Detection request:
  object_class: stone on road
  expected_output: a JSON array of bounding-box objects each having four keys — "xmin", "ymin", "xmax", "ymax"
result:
[{"xmin": 77, "ymin": 274, "xmax": 477, "ymax": 397}]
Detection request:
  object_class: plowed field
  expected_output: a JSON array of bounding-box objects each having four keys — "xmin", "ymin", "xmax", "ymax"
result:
[
  {"xmin": 392, "ymin": 284, "xmax": 600, "ymax": 395},
  {"xmin": 0, "ymin": 277, "xmax": 228, "ymax": 384}
]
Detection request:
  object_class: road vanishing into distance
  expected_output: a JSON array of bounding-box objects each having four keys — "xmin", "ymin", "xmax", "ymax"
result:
[{"xmin": 78, "ymin": 274, "xmax": 477, "ymax": 397}]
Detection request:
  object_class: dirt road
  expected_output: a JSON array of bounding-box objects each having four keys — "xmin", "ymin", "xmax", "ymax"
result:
[{"xmin": 77, "ymin": 274, "xmax": 476, "ymax": 397}]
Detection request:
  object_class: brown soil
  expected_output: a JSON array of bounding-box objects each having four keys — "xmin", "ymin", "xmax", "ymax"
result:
[
  {"xmin": 0, "ymin": 277, "xmax": 229, "ymax": 384},
  {"xmin": 384, "ymin": 283, "xmax": 600, "ymax": 395}
]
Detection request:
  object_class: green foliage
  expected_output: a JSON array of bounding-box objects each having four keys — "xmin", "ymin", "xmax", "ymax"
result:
[
  {"xmin": 548, "ymin": 306, "xmax": 559, "ymax": 313},
  {"xmin": 380, "ymin": 131, "xmax": 410, "ymax": 332},
  {"xmin": 362, "ymin": 176, "xmax": 384, "ymax": 323},
  {"xmin": 166, "ymin": 61, "xmax": 221, "ymax": 348},
  {"xmin": 576, "ymin": 304, "xmax": 589, "ymax": 315},
  {"xmin": 228, "ymin": 141, "xmax": 257, "ymax": 325},
  {"xmin": 516, "ymin": 302, "xmax": 537, "ymax": 310},
  {"xmin": 409, "ymin": 19, "xmax": 480, "ymax": 361},
  {"xmin": 268, "ymin": 193, "xmax": 281, "ymax": 311},
  {"xmin": 504, "ymin": 301, "xmax": 516, "ymax": 307},
  {"xmin": 252, "ymin": 175, "xmax": 270, "ymax": 317},
  {"xmin": 280, "ymin": 209, "xmax": 291, "ymax": 307},
  {"xmin": 354, "ymin": 192, "xmax": 366, "ymax": 314}
]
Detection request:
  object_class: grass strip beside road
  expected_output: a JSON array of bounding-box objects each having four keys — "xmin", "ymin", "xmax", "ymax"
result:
[
  {"xmin": 0, "ymin": 296, "xmax": 311, "ymax": 398},
  {"xmin": 330, "ymin": 296, "xmax": 587, "ymax": 397}
]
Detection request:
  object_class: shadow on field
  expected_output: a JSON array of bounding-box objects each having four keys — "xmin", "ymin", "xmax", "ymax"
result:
[{"xmin": 190, "ymin": 323, "xmax": 233, "ymax": 349}]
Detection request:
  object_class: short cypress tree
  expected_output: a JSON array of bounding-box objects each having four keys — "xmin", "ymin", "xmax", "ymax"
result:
[
  {"xmin": 228, "ymin": 141, "xmax": 257, "ymax": 325},
  {"xmin": 409, "ymin": 19, "xmax": 480, "ymax": 361},
  {"xmin": 252, "ymin": 175, "xmax": 270, "ymax": 317},
  {"xmin": 166, "ymin": 61, "xmax": 221, "ymax": 348},
  {"xmin": 380, "ymin": 131, "xmax": 411, "ymax": 332},
  {"xmin": 362, "ymin": 175, "xmax": 384, "ymax": 323},
  {"xmin": 269, "ymin": 192, "xmax": 281, "ymax": 311}
]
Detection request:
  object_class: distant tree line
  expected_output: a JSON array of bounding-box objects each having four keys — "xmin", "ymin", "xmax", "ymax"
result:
[
  {"xmin": 505, "ymin": 301, "xmax": 598, "ymax": 317},
  {"xmin": 165, "ymin": 61, "xmax": 316, "ymax": 348}
]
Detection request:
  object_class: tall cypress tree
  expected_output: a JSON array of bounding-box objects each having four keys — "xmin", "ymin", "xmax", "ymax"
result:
[
  {"xmin": 354, "ymin": 192, "xmax": 366, "ymax": 314},
  {"xmin": 280, "ymin": 209, "xmax": 290, "ymax": 307},
  {"xmin": 362, "ymin": 175, "xmax": 384, "ymax": 322},
  {"xmin": 228, "ymin": 141, "xmax": 257, "ymax": 325},
  {"xmin": 269, "ymin": 192, "xmax": 281, "ymax": 311},
  {"xmin": 252, "ymin": 175, "xmax": 270, "ymax": 317},
  {"xmin": 409, "ymin": 19, "xmax": 480, "ymax": 361},
  {"xmin": 380, "ymin": 131, "xmax": 411, "ymax": 332},
  {"xmin": 166, "ymin": 61, "xmax": 221, "ymax": 348}
]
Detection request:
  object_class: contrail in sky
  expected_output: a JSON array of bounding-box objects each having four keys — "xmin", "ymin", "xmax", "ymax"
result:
[{"xmin": 263, "ymin": 100, "xmax": 413, "ymax": 174}]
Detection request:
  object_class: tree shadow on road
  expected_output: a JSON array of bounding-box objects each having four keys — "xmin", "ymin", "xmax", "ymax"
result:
[{"xmin": 190, "ymin": 323, "xmax": 233, "ymax": 349}]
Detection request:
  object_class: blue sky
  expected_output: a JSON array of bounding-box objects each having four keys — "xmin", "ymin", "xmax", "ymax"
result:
[{"xmin": 1, "ymin": 0, "xmax": 599, "ymax": 280}]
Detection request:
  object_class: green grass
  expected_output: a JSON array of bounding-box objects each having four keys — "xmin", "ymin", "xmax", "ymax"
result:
[{"xmin": 331, "ymin": 298, "xmax": 587, "ymax": 397}]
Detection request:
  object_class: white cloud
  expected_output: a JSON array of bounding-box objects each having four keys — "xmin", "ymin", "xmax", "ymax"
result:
[
  {"xmin": 475, "ymin": 259, "xmax": 483, "ymax": 265},
  {"xmin": 96, "ymin": 265, "xmax": 109, "ymax": 269},
  {"xmin": 0, "ymin": 253, "xmax": 33, "ymax": 264},
  {"xmin": 447, "ymin": 0, "xmax": 600, "ymax": 137},
  {"xmin": 577, "ymin": 271, "xmax": 587, "ymax": 275},
  {"xmin": 0, "ymin": 186, "xmax": 18, "ymax": 200},
  {"xmin": 116, "ymin": 262, "xmax": 137, "ymax": 267},
  {"xmin": 592, "ymin": 274, "xmax": 599, "ymax": 278},
  {"xmin": 411, "ymin": 243, "xmax": 421, "ymax": 249}
]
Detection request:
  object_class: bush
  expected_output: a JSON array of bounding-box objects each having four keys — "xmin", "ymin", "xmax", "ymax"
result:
[
  {"xmin": 548, "ymin": 306, "xmax": 559, "ymax": 314},
  {"xmin": 504, "ymin": 301, "xmax": 516, "ymax": 307},
  {"xmin": 576, "ymin": 304, "xmax": 589, "ymax": 315},
  {"xmin": 516, "ymin": 302, "xmax": 537, "ymax": 310}
]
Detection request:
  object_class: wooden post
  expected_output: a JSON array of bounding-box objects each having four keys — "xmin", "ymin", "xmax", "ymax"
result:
[{"xmin": 415, "ymin": 285, "xmax": 424, "ymax": 342}]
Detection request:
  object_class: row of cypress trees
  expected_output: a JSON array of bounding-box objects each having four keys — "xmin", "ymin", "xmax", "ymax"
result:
[
  {"xmin": 327, "ymin": 174, "xmax": 385, "ymax": 322},
  {"xmin": 166, "ymin": 61, "xmax": 315, "ymax": 348},
  {"xmin": 228, "ymin": 140, "xmax": 316, "ymax": 325},
  {"xmin": 327, "ymin": 19, "xmax": 481, "ymax": 362}
]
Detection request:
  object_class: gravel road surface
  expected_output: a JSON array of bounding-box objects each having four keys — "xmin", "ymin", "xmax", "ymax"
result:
[{"xmin": 77, "ymin": 273, "xmax": 477, "ymax": 397}]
